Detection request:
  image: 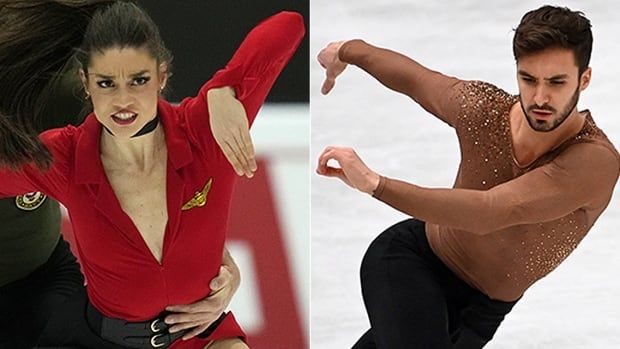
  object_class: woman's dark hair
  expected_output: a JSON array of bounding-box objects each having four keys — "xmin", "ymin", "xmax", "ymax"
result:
[
  {"xmin": 77, "ymin": 1, "xmax": 173, "ymax": 78},
  {"xmin": 0, "ymin": 0, "xmax": 172, "ymax": 170},
  {"xmin": 513, "ymin": 5, "xmax": 593, "ymax": 75}
]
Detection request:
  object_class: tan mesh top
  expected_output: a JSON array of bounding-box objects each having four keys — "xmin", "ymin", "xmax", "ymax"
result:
[{"xmin": 340, "ymin": 39, "xmax": 620, "ymax": 301}]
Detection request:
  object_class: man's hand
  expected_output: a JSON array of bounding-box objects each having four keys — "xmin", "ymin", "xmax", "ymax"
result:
[
  {"xmin": 165, "ymin": 249, "xmax": 241, "ymax": 340},
  {"xmin": 317, "ymin": 41, "xmax": 348, "ymax": 94},
  {"xmin": 316, "ymin": 146, "xmax": 380, "ymax": 194},
  {"xmin": 208, "ymin": 86, "xmax": 257, "ymax": 178}
]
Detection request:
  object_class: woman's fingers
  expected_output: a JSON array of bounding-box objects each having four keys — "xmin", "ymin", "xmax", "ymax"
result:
[
  {"xmin": 231, "ymin": 136, "xmax": 252, "ymax": 178},
  {"xmin": 239, "ymin": 126, "xmax": 257, "ymax": 172},
  {"xmin": 231, "ymin": 129, "xmax": 254, "ymax": 178},
  {"xmin": 221, "ymin": 141, "xmax": 245, "ymax": 176},
  {"xmin": 220, "ymin": 126, "xmax": 256, "ymax": 178},
  {"xmin": 219, "ymin": 131, "xmax": 257, "ymax": 178}
]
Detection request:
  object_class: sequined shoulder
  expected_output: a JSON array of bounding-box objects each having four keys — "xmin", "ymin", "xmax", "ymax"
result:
[
  {"xmin": 569, "ymin": 112, "xmax": 620, "ymax": 164},
  {"xmin": 454, "ymin": 81, "xmax": 517, "ymax": 128}
]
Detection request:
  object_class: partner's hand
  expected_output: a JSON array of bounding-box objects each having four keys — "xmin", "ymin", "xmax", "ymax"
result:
[
  {"xmin": 165, "ymin": 249, "xmax": 240, "ymax": 340},
  {"xmin": 317, "ymin": 41, "xmax": 348, "ymax": 94},
  {"xmin": 208, "ymin": 86, "xmax": 257, "ymax": 178},
  {"xmin": 316, "ymin": 146, "xmax": 380, "ymax": 194}
]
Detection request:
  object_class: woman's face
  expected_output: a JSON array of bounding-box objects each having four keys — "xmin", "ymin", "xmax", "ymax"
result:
[{"xmin": 81, "ymin": 46, "xmax": 167, "ymax": 139}]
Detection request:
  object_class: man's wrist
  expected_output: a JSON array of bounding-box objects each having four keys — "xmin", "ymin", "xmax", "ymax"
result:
[
  {"xmin": 338, "ymin": 39, "xmax": 365, "ymax": 64},
  {"xmin": 371, "ymin": 175, "xmax": 386, "ymax": 198}
]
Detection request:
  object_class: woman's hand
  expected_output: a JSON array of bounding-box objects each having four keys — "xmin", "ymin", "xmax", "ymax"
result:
[
  {"xmin": 317, "ymin": 41, "xmax": 348, "ymax": 95},
  {"xmin": 208, "ymin": 86, "xmax": 257, "ymax": 178},
  {"xmin": 316, "ymin": 146, "xmax": 381, "ymax": 194},
  {"xmin": 165, "ymin": 248, "xmax": 240, "ymax": 340}
]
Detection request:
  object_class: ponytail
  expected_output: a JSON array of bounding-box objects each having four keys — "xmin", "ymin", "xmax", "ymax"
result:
[
  {"xmin": 0, "ymin": 109, "xmax": 51, "ymax": 170},
  {"xmin": 0, "ymin": 0, "xmax": 119, "ymax": 169}
]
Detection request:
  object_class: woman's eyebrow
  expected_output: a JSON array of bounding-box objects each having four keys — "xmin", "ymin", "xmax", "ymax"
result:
[{"xmin": 90, "ymin": 69, "xmax": 151, "ymax": 79}]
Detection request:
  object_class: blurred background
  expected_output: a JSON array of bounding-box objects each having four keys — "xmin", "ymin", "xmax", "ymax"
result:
[
  {"xmin": 53, "ymin": 1, "xmax": 309, "ymax": 348},
  {"xmin": 311, "ymin": 1, "xmax": 620, "ymax": 348}
]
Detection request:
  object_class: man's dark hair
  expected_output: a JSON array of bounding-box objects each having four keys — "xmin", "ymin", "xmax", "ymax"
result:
[{"xmin": 513, "ymin": 5, "xmax": 593, "ymax": 75}]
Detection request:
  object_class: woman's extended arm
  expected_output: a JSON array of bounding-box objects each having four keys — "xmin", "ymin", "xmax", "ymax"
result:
[{"xmin": 181, "ymin": 11, "xmax": 305, "ymax": 172}]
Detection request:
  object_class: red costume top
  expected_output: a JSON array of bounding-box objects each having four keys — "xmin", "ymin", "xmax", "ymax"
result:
[{"xmin": 0, "ymin": 11, "xmax": 304, "ymax": 347}]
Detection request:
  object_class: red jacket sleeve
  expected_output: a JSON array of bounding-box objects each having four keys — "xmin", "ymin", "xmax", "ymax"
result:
[
  {"xmin": 180, "ymin": 11, "xmax": 305, "ymax": 152},
  {"xmin": 0, "ymin": 127, "xmax": 73, "ymax": 201}
]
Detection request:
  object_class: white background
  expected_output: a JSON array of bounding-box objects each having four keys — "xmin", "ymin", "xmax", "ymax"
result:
[{"xmin": 232, "ymin": 104, "xmax": 310, "ymax": 336}]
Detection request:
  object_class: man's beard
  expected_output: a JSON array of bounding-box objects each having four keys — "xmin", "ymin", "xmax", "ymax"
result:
[{"xmin": 520, "ymin": 85, "xmax": 580, "ymax": 132}]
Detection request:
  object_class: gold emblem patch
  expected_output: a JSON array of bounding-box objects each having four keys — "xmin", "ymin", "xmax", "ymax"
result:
[
  {"xmin": 182, "ymin": 178, "xmax": 213, "ymax": 211},
  {"xmin": 15, "ymin": 192, "xmax": 47, "ymax": 211}
]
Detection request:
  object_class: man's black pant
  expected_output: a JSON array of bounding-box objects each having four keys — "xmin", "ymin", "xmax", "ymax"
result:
[
  {"xmin": 0, "ymin": 237, "xmax": 123, "ymax": 349},
  {"xmin": 352, "ymin": 219, "xmax": 518, "ymax": 349},
  {"xmin": 0, "ymin": 237, "xmax": 84, "ymax": 349}
]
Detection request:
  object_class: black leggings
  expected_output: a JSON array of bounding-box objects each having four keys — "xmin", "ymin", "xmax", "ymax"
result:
[
  {"xmin": 352, "ymin": 219, "xmax": 518, "ymax": 349},
  {"xmin": 0, "ymin": 237, "xmax": 84, "ymax": 349}
]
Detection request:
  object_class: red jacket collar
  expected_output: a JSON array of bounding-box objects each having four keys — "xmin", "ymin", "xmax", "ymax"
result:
[{"xmin": 74, "ymin": 99, "xmax": 193, "ymax": 185}]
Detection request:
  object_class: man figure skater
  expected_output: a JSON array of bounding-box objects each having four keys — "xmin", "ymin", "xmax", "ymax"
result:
[{"xmin": 317, "ymin": 5, "xmax": 619, "ymax": 348}]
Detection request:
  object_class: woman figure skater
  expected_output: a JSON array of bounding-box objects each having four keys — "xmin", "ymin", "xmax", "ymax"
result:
[
  {"xmin": 1, "ymin": 45, "xmax": 242, "ymax": 348},
  {"xmin": 0, "ymin": 1, "xmax": 304, "ymax": 348}
]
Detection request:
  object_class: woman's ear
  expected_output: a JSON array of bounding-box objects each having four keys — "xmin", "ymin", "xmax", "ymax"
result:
[
  {"xmin": 79, "ymin": 68, "xmax": 89, "ymax": 97},
  {"xmin": 158, "ymin": 62, "xmax": 169, "ymax": 92}
]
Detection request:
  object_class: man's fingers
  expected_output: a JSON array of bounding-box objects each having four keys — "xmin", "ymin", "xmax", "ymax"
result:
[
  {"xmin": 319, "ymin": 147, "xmax": 344, "ymax": 167},
  {"xmin": 165, "ymin": 311, "xmax": 215, "ymax": 326},
  {"xmin": 321, "ymin": 77, "xmax": 335, "ymax": 95},
  {"xmin": 210, "ymin": 266, "xmax": 232, "ymax": 291},
  {"xmin": 166, "ymin": 296, "xmax": 224, "ymax": 316},
  {"xmin": 168, "ymin": 319, "xmax": 205, "ymax": 334},
  {"xmin": 316, "ymin": 147, "xmax": 358, "ymax": 188},
  {"xmin": 317, "ymin": 49, "xmax": 329, "ymax": 69},
  {"xmin": 317, "ymin": 147, "xmax": 344, "ymax": 174},
  {"xmin": 322, "ymin": 166, "xmax": 344, "ymax": 179},
  {"xmin": 182, "ymin": 323, "xmax": 210, "ymax": 341},
  {"xmin": 317, "ymin": 149, "xmax": 335, "ymax": 174},
  {"xmin": 166, "ymin": 302, "xmax": 199, "ymax": 314}
]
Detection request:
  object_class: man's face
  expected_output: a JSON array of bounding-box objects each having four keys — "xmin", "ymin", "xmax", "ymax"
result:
[{"xmin": 516, "ymin": 48, "xmax": 591, "ymax": 132}]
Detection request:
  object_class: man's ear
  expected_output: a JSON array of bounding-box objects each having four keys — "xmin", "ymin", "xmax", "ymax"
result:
[{"xmin": 579, "ymin": 67, "xmax": 592, "ymax": 91}]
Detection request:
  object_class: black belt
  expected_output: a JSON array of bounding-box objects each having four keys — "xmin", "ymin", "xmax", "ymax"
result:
[{"xmin": 86, "ymin": 302, "xmax": 227, "ymax": 348}]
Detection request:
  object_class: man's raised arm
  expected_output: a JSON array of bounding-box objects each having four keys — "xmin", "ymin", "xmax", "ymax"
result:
[{"xmin": 319, "ymin": 39, "xmax": 463, "ymax": 126}]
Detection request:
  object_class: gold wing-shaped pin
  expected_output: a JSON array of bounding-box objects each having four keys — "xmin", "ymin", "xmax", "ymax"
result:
[{"xmin": 182, "ymin": 178, "xmax": 213, "ymax": 211}]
